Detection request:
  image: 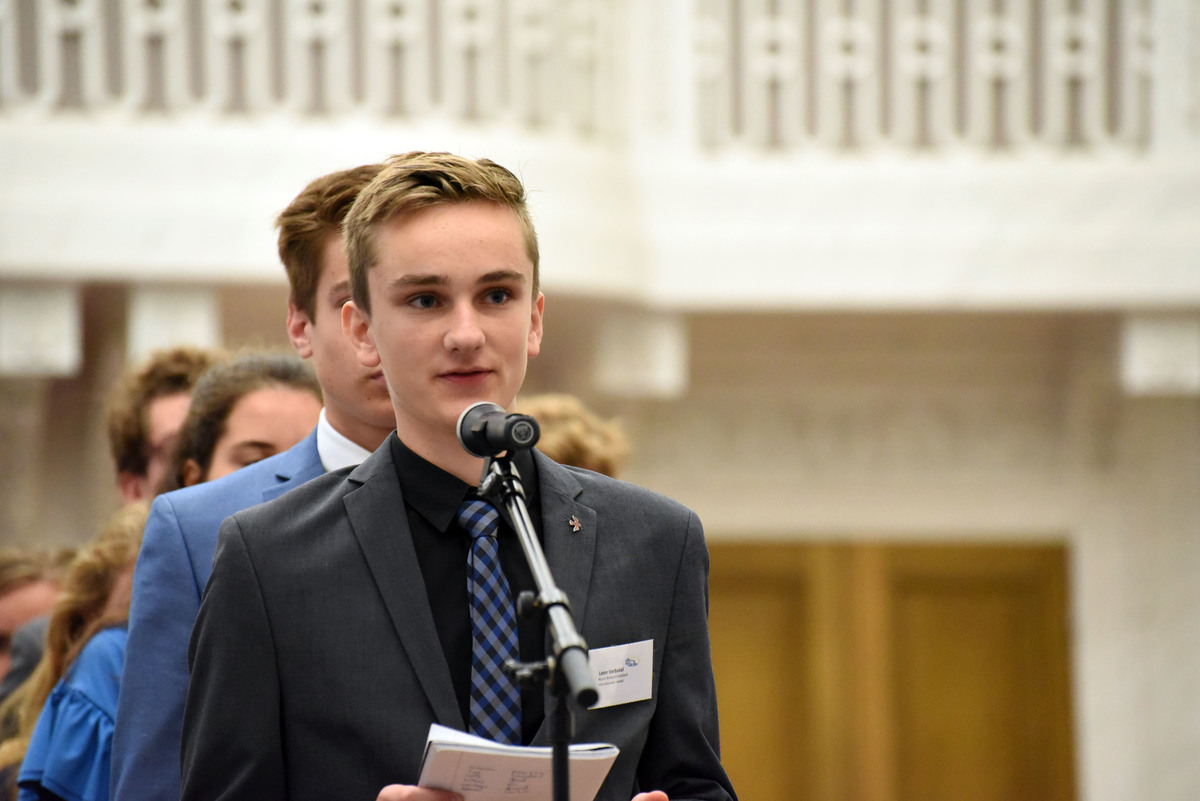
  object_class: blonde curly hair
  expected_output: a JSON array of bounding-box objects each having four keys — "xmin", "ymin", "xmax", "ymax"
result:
[
  {"xmin": 0, "ymin": 502, "xmax": 148, "ymax": 781},
  {"xmin": 514, "ymin": 394, "xmax": 629, "ymax": 478}
]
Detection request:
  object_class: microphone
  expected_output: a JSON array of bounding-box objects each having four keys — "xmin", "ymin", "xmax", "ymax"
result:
[{"xmin": 457, "ymin": 401, "xmax": 540, "ymax": 457}]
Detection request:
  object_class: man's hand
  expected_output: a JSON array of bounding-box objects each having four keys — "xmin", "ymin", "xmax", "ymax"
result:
[
  {"xmin": 378, "ymin": 785, "xmax": 669, "ymax": 801},
  {"xmin": 375, "ymin": 786, "xmax": 461, "ymax": 801}
]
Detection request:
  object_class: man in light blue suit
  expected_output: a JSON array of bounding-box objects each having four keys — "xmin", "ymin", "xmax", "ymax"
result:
[{"xmin": 111, "ymin": 164, "xmax": 396, "ymax": 801}]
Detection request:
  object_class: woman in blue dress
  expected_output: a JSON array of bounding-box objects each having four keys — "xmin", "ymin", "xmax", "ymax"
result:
[
  {"xmin": 0, "ymin": 502, "xmax": 147, "ymax": 801},
  {"xmin": 16, "ymin": 625, "xmax": 129, "ymax": 801}
]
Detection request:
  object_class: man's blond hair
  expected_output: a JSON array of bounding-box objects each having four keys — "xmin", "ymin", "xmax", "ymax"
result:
[{"xmin": 343, "ymin": 151, "xmax": 539, "ymax": 314}]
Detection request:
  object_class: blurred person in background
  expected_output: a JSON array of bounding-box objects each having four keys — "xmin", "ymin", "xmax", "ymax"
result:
[
  {"xmin": 0, "ymin": 351, "xmax": 322, "ymax": 801},
  {"xmin": 0, "ymin": 347, "xmax": 223, "ymax": 711},
  {"xmin": 112, "ymin": 163, "xmax": 397, "ymax": 801},
  {"xmin": 106, "ymin": 347, "xmax": 226, "ymax": 505},
  {"xmin": 156, "ymin": 350, "xmax": 324, "ymax": 494},
  {"xmin": 515, "ymin": 393, "xmax": 629, "ymax": 478},
  {"xmin": 0, "ymin": 503, "xmax": 149, "ymax": 801},
  {"xmin": 0, "ymin": 552, "xmax": 75, "ymax": 703}
]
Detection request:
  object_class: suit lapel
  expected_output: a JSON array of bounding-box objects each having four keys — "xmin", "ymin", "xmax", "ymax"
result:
[
  {"xmin": 261, "ymin": 429, "xmax": 324, "ymax": 503},
  {"xmin": 536, "ymin": 454, "xmax": 598, "ymax": 632},
  {"xmin": 530, "ymin": 454, "xmax": 599, "ymax": 745},
  {"xmin": 342, "ymin": 447, "xmax": 463, "ymax": 729}
]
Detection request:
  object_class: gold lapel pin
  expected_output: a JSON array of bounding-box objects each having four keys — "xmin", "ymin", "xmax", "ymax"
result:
[{"xmin": 568, "ymin": 515, "xmax": 582, "ymax": 532}]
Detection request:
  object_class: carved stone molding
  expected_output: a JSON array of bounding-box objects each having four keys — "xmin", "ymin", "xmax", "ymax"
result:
[{"xmin": 0, "ymin": 1, "xmax": 1167, "ymax": 153}]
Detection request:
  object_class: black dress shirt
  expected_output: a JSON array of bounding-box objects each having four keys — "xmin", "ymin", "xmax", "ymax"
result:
[{"xmin": 389, "ymin": 434, "xmax": 547, "ymax": 743}]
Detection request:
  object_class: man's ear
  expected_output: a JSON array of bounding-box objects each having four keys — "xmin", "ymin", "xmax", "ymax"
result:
[
  {"xmin": 527, "ymin": 292, "xmax": 545, "ymax": 359},
  {"xmin": 181, "ymin": 459, "xmax": 203, "ymax": 488},
  {"xmin": 343, "ymin": 301, "xmax": 381, "ymax": 368},
  {"xmin": 116, "ymin": 472, "xmax": 146, "ymax": 504},
  {"xmin": 286, "ymin": 298, "xmax": 314, "ymax": 359}
]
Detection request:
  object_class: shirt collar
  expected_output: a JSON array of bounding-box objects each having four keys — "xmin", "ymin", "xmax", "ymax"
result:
[
  {"xmin": 389, "ymin": 434, "xmax": 539, "ymax": 534},
  {"xmin": 316, "ymin": 408, "xmax": 374, "ymax": 472}
]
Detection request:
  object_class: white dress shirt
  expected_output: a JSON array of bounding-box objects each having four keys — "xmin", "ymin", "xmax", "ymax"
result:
[{"xmin": 315, "ymin": 408, "xmax": 374, "ymax": 472}]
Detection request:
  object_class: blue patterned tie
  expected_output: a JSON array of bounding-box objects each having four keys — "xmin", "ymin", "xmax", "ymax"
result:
[{"xmin": 457, "ymin": 499, "xmax": 522, "ymax": 744}]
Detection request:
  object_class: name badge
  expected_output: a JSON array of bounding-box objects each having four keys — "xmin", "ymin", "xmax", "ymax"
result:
[{"xmin": 587, "ymin": 639, "xmax": 653, "ymax": 709}]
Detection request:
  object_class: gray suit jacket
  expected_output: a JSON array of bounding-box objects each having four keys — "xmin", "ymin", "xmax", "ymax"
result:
[{"xmin": 181, "ymin": 440, "xmax": 734, "ymax": 801}]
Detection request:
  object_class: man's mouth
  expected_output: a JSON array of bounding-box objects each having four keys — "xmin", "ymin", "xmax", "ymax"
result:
[{"xmin": 441, "ymin": 368, "xmax": 490, "ymax": 382}]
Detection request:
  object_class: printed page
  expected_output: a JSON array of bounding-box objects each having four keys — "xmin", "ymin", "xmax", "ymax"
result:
[{"xmin": 417, "ymin": 724, "xmax": 619, "ymax": 801}]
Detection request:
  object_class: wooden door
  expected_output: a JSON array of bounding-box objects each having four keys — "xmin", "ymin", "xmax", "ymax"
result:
[
  {"xmin": 707, "ymin": 545, "xmax": 843, "ymax": 800},
  {"xmin": 707, "ymin": 542, "xmax": 1076, "ymax": 801}
]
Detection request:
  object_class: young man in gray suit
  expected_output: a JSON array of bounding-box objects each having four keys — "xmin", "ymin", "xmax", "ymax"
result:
[
  {"xmin": 182, "ymin": 152, "xmax": 736, "ymax": 801},
  {"xmin": 112, "ymin": 164, "xmax": 397, "ymax": 801}
]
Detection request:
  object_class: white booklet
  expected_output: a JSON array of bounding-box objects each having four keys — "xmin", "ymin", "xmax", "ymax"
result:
[{"xmin": 416, "ymin": 723, "xmax": 619, "ymax": 801}]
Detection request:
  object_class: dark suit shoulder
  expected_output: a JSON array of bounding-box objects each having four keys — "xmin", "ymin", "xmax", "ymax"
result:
[
  {"xmin": 224, "ymin": 464, "xmax": 357, "ymax": 541},
  {"xmin": 209, "ymin": 460, "xmax": 380, "ymax": 607},
  {"xmin": 552, "ymin": 461, "xmax": 693, "ymax": 513},
  {"xmin": 578, "ymin": 468, "xmax": 689, "ymax": 509}
]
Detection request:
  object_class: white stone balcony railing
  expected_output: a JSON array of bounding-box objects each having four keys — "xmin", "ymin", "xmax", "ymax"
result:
[
  {"xmin": 0, "ymin": 0, "xmax": 1180, "ymax": 153},
  {"xmin": 0, "ymin": 0, "xmax": 617, "ymax": 136}
]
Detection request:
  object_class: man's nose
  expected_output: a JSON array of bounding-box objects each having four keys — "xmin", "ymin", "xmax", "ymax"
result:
[{"xmin": 445, "ymin": 304, "xmax": 486, "ymax": 351}]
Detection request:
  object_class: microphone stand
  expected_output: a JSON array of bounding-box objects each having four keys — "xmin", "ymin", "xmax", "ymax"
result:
[{"xmin": 477, "ymin": 454, "xmax": 599, "ymax": 801}]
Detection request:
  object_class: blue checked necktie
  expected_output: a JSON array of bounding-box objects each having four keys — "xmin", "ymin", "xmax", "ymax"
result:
[{"xmin": 457, "ymin": 499, "xmax": 522, "ymax": 744}]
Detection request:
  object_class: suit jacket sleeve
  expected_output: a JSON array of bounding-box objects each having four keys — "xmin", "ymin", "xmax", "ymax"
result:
[
  {"xmin": 181, "ymin": 515, "xmax": 285, "ymax": 801},
  {"xmin": 112, "ymin": 494, "xmax": 202, "ymax": 801},
  {"xmin": 638, "ymin": 510, "xmax": 734, "ymax": 801}
]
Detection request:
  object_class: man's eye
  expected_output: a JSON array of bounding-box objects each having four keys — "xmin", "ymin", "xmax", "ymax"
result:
[
  {"xmin": 484, "ymin": 288, "xmax": 512, "ymax": 304},
  {"xmin": 408, "ymin": 294, "xmax": 438, "ymax": 309}
]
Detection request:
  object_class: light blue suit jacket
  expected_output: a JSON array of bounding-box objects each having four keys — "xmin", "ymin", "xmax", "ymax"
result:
[{"xmin": 111, "ymin": 429, "xmax": 326, "ymax": 801}]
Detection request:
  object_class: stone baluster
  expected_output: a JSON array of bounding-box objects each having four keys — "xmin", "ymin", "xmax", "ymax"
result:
[
  {"xmin": 204, "ymin": 0, "xmax": 273, "ymax": 115},
  {"xmin": 362, "ymin": 0, "xmax": 430, "ymax": 117},
  {"xmin": 119, "ymin": 0, "xmax": 191, "ymax": 114},
  {"xmin": 889, "ymin": 0, "xmax": 954, "ymax": 149},
  {"xmin": 510, "ymin": 0, "xmax": 555, "ymax": 128},
  {"xmin": 284, "ymin": 0, "xmax": 353, "ymax": 115}
]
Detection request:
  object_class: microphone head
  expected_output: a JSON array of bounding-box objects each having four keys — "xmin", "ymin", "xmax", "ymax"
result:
[
  {"xmin": 457, "ymin": 401, "xmax": 505, "ymax": 456},
  {"xmin": 457, "ymin": 401, "xmax": 540, "ymax": 457}
]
